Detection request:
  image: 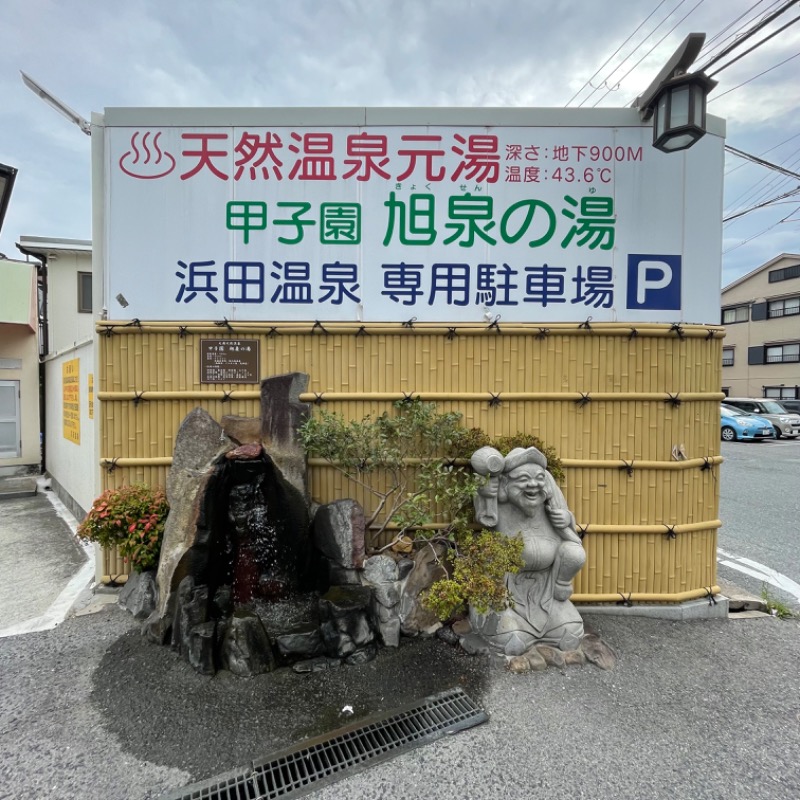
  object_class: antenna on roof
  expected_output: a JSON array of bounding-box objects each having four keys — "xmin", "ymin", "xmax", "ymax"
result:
[{"xmin": 20, "ymin": 71, "xmax": 91, "ymax": 136}]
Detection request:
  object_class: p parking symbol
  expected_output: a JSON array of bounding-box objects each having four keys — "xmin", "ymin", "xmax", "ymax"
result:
[{"xmin": 626, "ymin": 254, "xmax": 681, "ymax": 310}]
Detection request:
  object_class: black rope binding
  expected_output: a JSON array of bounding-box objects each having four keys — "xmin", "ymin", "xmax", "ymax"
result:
[
  {"xmin": 705, "ymin": 587, "xmax": 717, "ymax": 606},
  {"xmin": 402, "ymin": 317, "xmax": 417, "ymax": 329},
  {"xmin": 102, "ymin": 326, "xmax": 115, "ymax": 338},
  {"xmin": 488, "ymin": 392, "xmax": 502, "ymax": 408},
  {"xmin": 267, "ymin": 326, "xmax": 279, "ymax": 338},
  {"xmin": 670, "ymin": 322, "xmax": 685, "ymax": 339},
  {"xmin": 628, "ymin": 327, "xmax": 639, "ymax": 340},
  {"xmin": 575, "ymin": 392, "xmax": 591, "ymax": 408},
  {"xmin": 706, "ymin": 328, "xmax": 715, "ymax": 340},
  {"xmin": 664, "ymin": 524, "xmax": 677, "ymax": 540},
  {"xmin": 132, "ymin": 391, "xmax": 145, "ymax": 406},
  {"xmin": 178, "ymin": 326, "xmax": 188, "ymax": 338},
  {"xmin": 616, "ymin": 592, "xmax": 633, "ymax": 607},
  {"xmin": 536, "ymin": 327, "xmax": 550, "ymax": 340},
  {"xmin": 620, "ymin": 459, "xmax": 634, "ymax": 477},
  {"xmin": 700, "ymin": 456, "xmax": 713, "ymax": 471},
  {"xmin": 125, "ymin": 318, "xmax": 142, "ymax": 329},
  {"xmin": 486, "ymin": 315, "xmax": 502, "ymax": 333},
  {"xmin": 665, "ymin": 392, "xmax": 682, "ymax": 408},
  {"xmin": 103, "ymin": 457, "xmax": 120, "ymax": 474},
  {"xmin": 576, "ymin": 524, "xmax": 588, "ymax": 541},
  {"xmin": 401, "ymin": 392, "xmax": 416, "ymax": 404},
  {"xmin": 312, "ymin": 392, "xmax": 325, "ymax": 405},
  {"xmin": 355, "ymin": 325, "xmax": 369, "ymax": 337},
  {"xmin": 214, "ymin": 317, "xmax": 233, "ymax": 331},
  {"xmin": 311, "ymin": 320, "xmax": 328, "ymax": 334},
  {"xmin": 578, "ymin": 316, "xmax": 593, "ymax": 330},
  {"xmin": 221, "ymin": 390, "xmax": 233, "ymax": 403},
  {"xmin": 446, "ymin": 327, "xmax": 458, "ymax": 340}
]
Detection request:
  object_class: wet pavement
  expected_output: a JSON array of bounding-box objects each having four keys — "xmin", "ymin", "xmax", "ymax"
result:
[{"xmin": 1, "ymin": 489, "xmax": 800, "ymax": 800}]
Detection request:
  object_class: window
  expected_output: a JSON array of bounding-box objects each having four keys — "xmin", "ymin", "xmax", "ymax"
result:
[
  {"xmin": 0, "ymin": 381, "xmax": 20, "ymax": 458},
  {"xmin": 78, "ymin": 272, "xmax": 92, "ymax": 314},
  {"xmin": 767, "ymin": 296, "xmax": 800, "ymax": 318},
  {"xmin": 765, "ymin": 343, "xmax": 800, "ymax": 364},
  {"xmin": 764, "ymin": 386, "xmax": 798, "ymax": 400},
  {"xmin": 722, "ymin": 348, "xmax": 734, "ymax": 367},
  {"xmin": 768, "ymin": 264, "xmax": 800, "ymax": 283},
  {"xmin": 721, "ymin": 305, "xmax": 748, "ymax": 324}
]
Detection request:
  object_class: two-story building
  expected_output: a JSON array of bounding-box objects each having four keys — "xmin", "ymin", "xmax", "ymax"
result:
[
  {"xmin": 721, "ymin": 253, "xmax": 800, "ymax": 401},
  {"xmin": 0, "ymin": 256, "xmax": 40, "ymax": 475}
]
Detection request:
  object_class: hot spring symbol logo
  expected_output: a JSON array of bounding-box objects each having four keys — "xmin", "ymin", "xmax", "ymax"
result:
[{"xmin": 118, "ymin": 131, "xmax": 176, "ymax": 179}]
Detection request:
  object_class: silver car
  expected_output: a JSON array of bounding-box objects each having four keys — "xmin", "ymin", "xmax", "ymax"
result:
[{"xmin": 722, "ymin": 398, "xmax": 800, "ymax": 439}]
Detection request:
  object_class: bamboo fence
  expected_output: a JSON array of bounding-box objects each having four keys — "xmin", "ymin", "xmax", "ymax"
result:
[{"xmin": 96, "ymin": 320, "xmax": 723, "ymax": 601}]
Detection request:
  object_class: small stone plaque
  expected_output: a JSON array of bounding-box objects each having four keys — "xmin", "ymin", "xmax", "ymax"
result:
[{"xmin": 200, "ymin": 339, "xmax": 260, "ymax": 384}]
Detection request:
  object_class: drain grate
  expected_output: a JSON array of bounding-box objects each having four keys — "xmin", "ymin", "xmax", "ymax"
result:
[{"xmin": 161, "ymin": 686, "xmax": 488, "ymax": 800}]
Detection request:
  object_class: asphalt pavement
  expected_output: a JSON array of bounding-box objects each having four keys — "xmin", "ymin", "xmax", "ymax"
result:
[{"xmin": 0, "ymin": 471, "xmax": 799, "ymax": 800}]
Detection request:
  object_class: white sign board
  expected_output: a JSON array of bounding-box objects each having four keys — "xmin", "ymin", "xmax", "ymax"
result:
[{"xmin": 103, "ymin": 110, "xmax": 723, "ymax": 323}]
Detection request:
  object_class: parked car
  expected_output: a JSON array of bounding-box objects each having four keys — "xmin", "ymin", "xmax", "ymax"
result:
[
  {"xmin": 775, "ymin": 399, "xmax": 800, "ymax": 415},
  {"xmin": 722, "ymin": 397, "xmax": 800, "ymax": 439},
  {"xmin": 720, "ymin": 404, "xmax": 775, "ymax": 442}
]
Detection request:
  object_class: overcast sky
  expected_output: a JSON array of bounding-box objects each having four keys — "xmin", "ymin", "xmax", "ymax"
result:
[{"xmin": 0, "ymin": 0, "xmax": 798, "ymax": 289}]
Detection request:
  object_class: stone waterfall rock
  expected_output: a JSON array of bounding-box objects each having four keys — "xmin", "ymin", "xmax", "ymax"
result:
[
  {"xmin": 312, "ymin": 499, "xmax": 366, "ymax": 575},
  {"xmin": 361, "ymin": 554, "xmax": 403, "ymax": 648},
  {"xmin": 260, "ymin": 373, "xmax": 311, "ymax": 499},
  {"xmin": 398, "ymin": 542, "xmax": 448, "ymax": 636},
  {"xmin": 318, "ymin": 585, "xmax": 376, "ymax": 661},
  {"xmin": 186, "ymin": 621, "xmax": 218, "ymax": 676},
  {"xmin": 220, "ymin": 610, "xmax": 276, "ymax": 676},
  {"xmin": 221, "ymin": 414, "xmax": 262, "ymax": 445},
  {"xmin": 118, "ymin": 571, "xmax": 157, "ymax": 620},
  {"xmin": 155, "ymin": 409, "xmax": 234, "ymax": 624}
]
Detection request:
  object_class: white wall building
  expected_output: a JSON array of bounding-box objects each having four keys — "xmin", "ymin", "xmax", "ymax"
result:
[{"xmin": 16, "ymin": 236, "xmax": 96, "ymax": 520}]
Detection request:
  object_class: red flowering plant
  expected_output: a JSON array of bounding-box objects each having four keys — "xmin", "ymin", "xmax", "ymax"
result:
[{"xmin": 78, "ymin": 484, "xmax": 169, "ymax": 573}]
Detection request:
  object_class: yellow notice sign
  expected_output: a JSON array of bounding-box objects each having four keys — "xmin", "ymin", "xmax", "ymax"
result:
[
  {"xmin": 88, "ymin": 373, "xmax": 94, "ymax": 419},
  {"xmin": 63, "ymin": 359, "xmax": 80, "ymax": 444}
]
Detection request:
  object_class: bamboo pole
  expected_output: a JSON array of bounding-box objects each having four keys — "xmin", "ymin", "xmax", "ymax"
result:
[
  {"xmin": 573, "ymin": 586, "xmax": 720, "ymax": 604},
  {"xmin": 97, "ymin": 320, "xmax": 725, "ymax": 339}
]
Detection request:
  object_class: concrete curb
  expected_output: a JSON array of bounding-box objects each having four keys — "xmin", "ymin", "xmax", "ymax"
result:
[{"xmin": 577, "ymin": 595, "xmax": 729, "ymax": 620}]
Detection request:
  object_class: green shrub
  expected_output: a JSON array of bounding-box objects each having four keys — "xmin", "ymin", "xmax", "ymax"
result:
[
  {"xmin": 424, "ymin": 528, "xmax": 524, "ymax": 621},
  {"xmin": 300, "ymin": 399, "xmax": 568, "ymax": 620},
  {"xmin": 300, "ymin": 399, "xmax": 483, "ymax": 543},
  {"xmin": 78, "ymin": 484, "xmax": 169, "ymax": 573},
  {"xmin": 451, "ymin": 428, "xmax": 565, "ymax": 484}
]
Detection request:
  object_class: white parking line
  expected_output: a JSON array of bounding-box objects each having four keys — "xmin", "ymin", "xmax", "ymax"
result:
[
  {"xmin": 717, "ymin": 547, "xmax": 800, "ymax": 602},
  {"xmin": 0, "ymin": 491, "xmax": 95, "ymax": 639}
]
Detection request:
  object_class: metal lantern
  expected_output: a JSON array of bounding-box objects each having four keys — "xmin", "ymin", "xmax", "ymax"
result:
[{"xmin": 651, "ymin": 72, "xmax": 716, "ymax": 153}]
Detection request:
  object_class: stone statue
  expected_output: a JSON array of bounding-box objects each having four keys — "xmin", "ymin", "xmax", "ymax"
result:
[{"xmin": 469, "ymin": 446, "xmax": 586, "ymax": 655}]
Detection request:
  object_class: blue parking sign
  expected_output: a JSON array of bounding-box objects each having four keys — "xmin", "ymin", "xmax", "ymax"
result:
[{"xmin": 626, "ymin": 254, "xmax": 681, "ymax": 310}]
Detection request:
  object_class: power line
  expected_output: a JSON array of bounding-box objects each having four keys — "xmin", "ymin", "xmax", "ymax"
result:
[
  {"xmin": 725, "ymin": 145, "xmax": 800, "ymax": 180},
  {"xmin": 707, "ymin": 14, "xmax": 800, "ymax": 76},
  {"xmin": 578, "ymin": 0, "xmax": 698, "ymax": 108},
  {"xmin": 723, "ymin": 208, "xmax": 800, "ymax": 254},
  {"xmin": 564, "ymin": 0, "xmax": 672, "ymax": 107},
  {"xmin": 709, "ymin": 50, "xmax": 800, "ymax": 101},
  {"xmin": 725, "ymin": 132, "xmax": 800, "ymax": 175},
  {"xmin": 724, "ymin": 143, "xmax": 800, "ymax": 215},
  {"xmin": 698, "ymin": 0, "xmax": 782, "ymax": 63},
  {"xmin": 723, "ymin": 187, "xmax": 800, "ymax": 223},
  {"xmin": 725, "ymin": 151, "xmax": 800, "ymax": 217},
  {"xmin": 591, "ymin": 0, "xmax": 706, "ymax": 107},
  {"xmin": 697, "ymin": 0, "xmax": 800, "ymax": 72}
]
